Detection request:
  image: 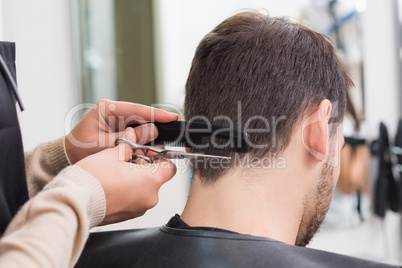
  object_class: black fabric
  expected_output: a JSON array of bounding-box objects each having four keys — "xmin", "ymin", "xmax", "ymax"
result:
[
  {"xmin": 374, "ymin": 122, "xmax": 400, "ymax": 217},
  {"xmin": 0, "ymin": 42, "xmax": 28, "ymax": 235},
  {"xmin": 76, "ymin": 216, "xmax": 400, "ymax": 268},
  {"xmin": 395, "ymin": 119, "xmax": 402, "ymax": 210},
  {"xmin": 166, "ymin": 214, "xmax": 239, "ymax": 234}
]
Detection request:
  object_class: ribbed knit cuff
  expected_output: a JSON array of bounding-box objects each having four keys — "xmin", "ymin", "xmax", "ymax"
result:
[
  {"xmin": 49, "ymin": 166, "xmax": 106, "ymax": 228},
  {"xmin": 46, "ymin": 137, "xmax": 70, "ymax": 175}
]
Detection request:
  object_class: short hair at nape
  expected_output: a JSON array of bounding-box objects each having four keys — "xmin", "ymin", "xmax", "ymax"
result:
[{"xmin": 184, "ymin": 11, "xmax": 352, "ymax": 183}]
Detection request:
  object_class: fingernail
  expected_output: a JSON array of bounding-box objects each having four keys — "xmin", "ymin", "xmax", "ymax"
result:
[
  {"xmin": 149, "ymin": 124, "xmax": 159, "ymax": 140},
  {"xmin": 168, "ymin": 112, "xmax": 179, "ymax": 117},
  {"xmin": 124, "ymin": 127, "xmax": 134, "ymax": 139}
]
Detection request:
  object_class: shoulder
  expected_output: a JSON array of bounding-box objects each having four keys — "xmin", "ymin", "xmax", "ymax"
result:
[{"xmin": 76, "ymin": 227, "xmax": 399, "ymax": 268}]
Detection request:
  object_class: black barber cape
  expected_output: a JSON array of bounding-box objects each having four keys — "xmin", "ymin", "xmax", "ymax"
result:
[
  {"xmin": 76, "ymin": 215, "xmax": 400, "ymax": 268},
  {"xmin": 0, "ymin": 42, "xmax": 29, "ymax": 235}
]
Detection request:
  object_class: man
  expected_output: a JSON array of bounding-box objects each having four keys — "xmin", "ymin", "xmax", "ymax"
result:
[{"xmin": 76, "ymin": 12, "xmax": 399, "ymax": 267}]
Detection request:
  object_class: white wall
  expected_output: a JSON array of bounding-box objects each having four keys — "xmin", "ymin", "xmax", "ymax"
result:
[{"xmin": 1, "ymin": 0, "xmax": 78, "ymax": 151}]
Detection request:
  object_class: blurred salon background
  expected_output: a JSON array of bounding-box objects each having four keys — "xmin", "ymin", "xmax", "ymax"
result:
[{"xmin": 1, "ymin": 0, "xmax": 401, "ymax": 265}]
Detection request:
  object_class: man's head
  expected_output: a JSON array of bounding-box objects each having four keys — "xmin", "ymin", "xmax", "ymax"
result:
[
  {"xmin": 183, "ymin": 11, "xmax": 352, "ymax": 246},
  {"xmin": 185, "ymin": 11, "xmax": 351, "ymax": 178}
]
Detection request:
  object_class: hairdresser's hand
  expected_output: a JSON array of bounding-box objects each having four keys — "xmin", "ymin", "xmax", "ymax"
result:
[
  {"xmin": 77, "ymin": 128, "xmax": 177, "ymax": 224},
  {"xmin": 65, "ymin": 99, "xmax": 178, "ymax": 164}
]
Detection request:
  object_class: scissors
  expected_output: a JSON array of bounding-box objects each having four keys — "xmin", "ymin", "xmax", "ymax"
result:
[{"xmin": 115, "ymin": 137, "xmax": 231, "ymax": 164}]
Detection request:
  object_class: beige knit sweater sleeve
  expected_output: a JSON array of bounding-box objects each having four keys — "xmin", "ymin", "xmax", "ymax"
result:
[
  {"xmin": 0, "ymin": 137, "xmax": 106, "ymax": 268},
  {"xmin": 24, "ymin": 137, "xmax": 70, "ymax": 197}
]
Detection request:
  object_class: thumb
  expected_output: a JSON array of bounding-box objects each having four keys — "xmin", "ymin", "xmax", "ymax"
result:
[{"xmin": 150, "ymin": 159, "xmax": 178, "ymax": 185}]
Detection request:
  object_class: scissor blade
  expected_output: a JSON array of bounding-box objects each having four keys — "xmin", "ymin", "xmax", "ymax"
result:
[
  {"xmin": 115, "ymin": 137, "xmax": 165, "ymax": 153},
  {"xmin": 164, "ymin": 151, "xmax": 231, "ymax": 160}
]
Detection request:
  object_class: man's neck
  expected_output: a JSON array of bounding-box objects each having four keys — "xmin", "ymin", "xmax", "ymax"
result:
[{"xmin": 180, "ymin": 165, "xmax": 308, "ymax": 245}]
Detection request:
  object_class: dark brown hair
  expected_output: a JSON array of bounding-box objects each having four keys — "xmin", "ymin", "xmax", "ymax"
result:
[{"xmin": 184, "ymin": 11, "xmax": 353, "ymax": 183}]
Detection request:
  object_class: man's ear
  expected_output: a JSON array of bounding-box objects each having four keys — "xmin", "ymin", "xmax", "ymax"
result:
[
  {"xmin": 302, "ymin": 99, "xmax": 332, "ymax": 162},
  {"xmin": 186, "ymin": 147, "xmax": 193, "ymax": 165}
]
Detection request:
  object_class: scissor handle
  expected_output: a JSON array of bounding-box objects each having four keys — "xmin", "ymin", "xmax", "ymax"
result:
[{"xmin": 130, "ymin": 153, "xmax": 153, "ymax": 163}]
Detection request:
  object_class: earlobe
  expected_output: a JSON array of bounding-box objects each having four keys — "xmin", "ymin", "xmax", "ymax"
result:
[
  {"xmin": 186, "ymin": 147, "xmax": 194, "ymax": 165},
  {"xmin": 302, "ymin": 100, "xmax": 332, "ymax": 162}
]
